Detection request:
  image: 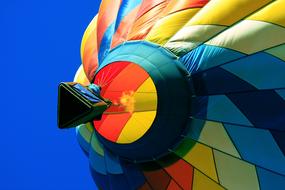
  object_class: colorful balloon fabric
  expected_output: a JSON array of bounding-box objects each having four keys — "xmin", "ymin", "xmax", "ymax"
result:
[{"xmin": 73, "ymin": 0, "xmax": 285, "ymax": 189}]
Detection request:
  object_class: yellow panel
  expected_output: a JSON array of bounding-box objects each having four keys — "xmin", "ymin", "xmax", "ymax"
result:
[
  {"xmin": 193, "ymin": 169, "xmax": 225, "ymax": 190},
  {"xmin": 175, "ymin": 139, "xmax": 219, "ymax": 182},
  {"xmin": 165, "ymin": 25, "xmax": 226, "ymax": 53},
  {"xmin": 134, "ymin": 77, "xmax": 157, "ymax": 112},
  {"xmin": 81, "ymin": 15, "xmax": 98, "ymax": 58},
  {"xmin": 206, "ymin": 20, "xmax": 285, "ymax": 54},
  {"xmin": 188, "ymin": 0, "xmax": 272, "ymax": 26},
  {"xmin": 116, "ymin": 111, "xmax": 156, "ymax": 143},
  {"xmin": 136, "ymin": 78, "xmax": 156, "ymax": 93},
  {"xmin": 214, "ymin": 150, "xmax": 260, "ymax": 190},
  {"xmin": 265, "ymin": 44, "xmax": 285, "ymax": 61},
  {"xmin": 196, "ymin": 120, "xmax": 241, "ymax": 158},
  {"xmin": 134, "ymin": 92, "xmax": 157, "ymax": 112},
  {"xmin": 146, "ymin": 8, "xmax": 200, "ymax": 45},
  {"xmin": 247, "ymin": 0, "xmax": 285, "ymax": 27},
  {"xmin": 73, "ymin": 65, "xmax": 90, "ymax": 85}
]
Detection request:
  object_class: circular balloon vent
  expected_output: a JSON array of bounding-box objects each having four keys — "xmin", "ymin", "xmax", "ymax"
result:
[
  {"xmin": 91, "ymin": 42, "xmax": 192, "ymax": 162},
  {"xmin": 93, "ymin": 61, "xmax": 158, "ymax": 144}
]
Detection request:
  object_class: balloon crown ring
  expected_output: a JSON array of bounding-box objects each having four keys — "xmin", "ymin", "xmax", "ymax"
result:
[{"xmin": 58, "ymin": 41, "xmax": 193, "ymax": 162}]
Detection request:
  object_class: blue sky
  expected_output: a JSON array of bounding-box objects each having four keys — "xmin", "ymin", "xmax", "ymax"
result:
[{"xmin": 0, "ymin": 0, "xmax": 100, "ymax": 189}]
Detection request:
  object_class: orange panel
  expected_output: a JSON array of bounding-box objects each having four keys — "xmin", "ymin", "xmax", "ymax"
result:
[
  {"xmin": 164, "ymin": 0, "xmax": 209, "ymax": 15},
  {"xmin": 127, "ymin": 2, "xmax": 168, "ymax": 40},
  {"xmin": 136, "ymin": 0, "xmax": 166, "ymax": 19},
  {"xmin": 104, "ymin": 63, "xmax": 149, "ymax": 92},
  {"xmin": 111, "ymin": 7, "xmax": 140, "ymax": 48}
]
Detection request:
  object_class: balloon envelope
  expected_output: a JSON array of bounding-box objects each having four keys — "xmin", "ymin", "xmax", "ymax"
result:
[{"xmin": 70, "ymin": 0, "xmax": 285, "ymax": 189}]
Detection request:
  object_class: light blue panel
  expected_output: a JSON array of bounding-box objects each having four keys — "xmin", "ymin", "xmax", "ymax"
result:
[
  {"xmin": 222, "ymin": 52, "xmax": 285, "ymax": 89},
  {"xmin": 104, "ymin": 149, "xmax": 123, "ymax": 174},
  {"xmin": 257, "ymin": 167, "xmax": 285, "ymax": 190},
  {"xmin": 206, "ymin": 95, "xmax": 252, "ymax": 126},
  {"xmin": 276, "ymin": 89, "xmax": 285, "ymax": 101},
  {"xmin": 98, "ymin": 22, "xmax": 116, "ymax": 63},
  {"xmin": 179, "ymin": 44, "xmax": 245, "ymax": 73},
  {"xmin": 225, "ymin": 124, "xmax": 285, "ymax": 175}
]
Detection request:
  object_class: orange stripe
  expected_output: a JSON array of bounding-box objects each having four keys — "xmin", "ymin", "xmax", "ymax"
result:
[
  {"xmin": 111, "ymin": 6, "xmax": 140, "ymax": 48},
  {"xmin": 104, "ymin": 63, "xmax": 149, "ymax": 93},
  {"xmin": 97, "ymin": 0, "xmax": 121, "ymax": 51},
  {"xmin": 127, "ymin": 1, "xmax": 168, "ymax": 40},
  {"xmin": 136, "ymin": 0, "xmax": 166, "ymax": 19}
]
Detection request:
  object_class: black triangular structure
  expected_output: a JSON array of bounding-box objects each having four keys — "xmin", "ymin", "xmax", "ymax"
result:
[{"xmin": 57, "ymin": 83, "xmax": 109, "ymax": 129}]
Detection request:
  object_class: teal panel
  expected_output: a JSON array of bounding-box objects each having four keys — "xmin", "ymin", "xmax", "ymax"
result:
[{"xmin": 206, "ymin": 95, "xmax": 252, "ymax": 126}]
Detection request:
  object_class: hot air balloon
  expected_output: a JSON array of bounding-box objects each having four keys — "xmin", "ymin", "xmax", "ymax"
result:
[{"xmin": 57, "ymin": 0, "xmax": 285, "ymax": 189}]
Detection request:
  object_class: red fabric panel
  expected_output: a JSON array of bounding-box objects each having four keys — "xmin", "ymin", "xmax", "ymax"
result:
[
  {"xmin": 94, "ymin": 61, "xmax": 130, "ymax": 92},
  {"xmin": 167, "ymin": 180, "xmax": 182, "ymax": 190},
  {"xmin": 93, "ymin": 114, "xmax": 108, "ymax": 130},
  {"xmin": 143, "ymin": 168, "xmax": 171, "ymax": 190},
  {"xmin": 163, "ymin": 159, "xmax": 194, "ymax": 190},
  {"xmin": 97, "ymin": 113, "xmax": 131, "ymax": 141}
]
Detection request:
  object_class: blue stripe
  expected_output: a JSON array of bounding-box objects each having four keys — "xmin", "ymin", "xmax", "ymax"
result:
[
  {"xmin": 104, "ymin": 149, "xmax": 123, "ymax": 174},
  {"xmin": 192, "ymin": 95, "xmax": 253, "ymax": 126},
  {"xmin": 98, "ymin": 22, "xmax": 115, "ymax": 63},
  {"xmin": 89, "ymin": 148, "xmax": 107, "ymax": 175},
  {"xmin": 257, "ymin": 167, "xmax": 285, "ymax": 190},
  {"xmin": 179, "ymin": 45, "xmax": 245, "ymax": 74},
  {"xmin": 270, "ymin": 130, "xmax": 285, "ymax": 156},
  {"xmin": 191, "ymin": 67, "xmax": 256, "ymax": 96},
  {"xmin": 90, "ymin": 168, "xmax": 110, "ymax": 190},
  {"xmin": 225, "ymin": 124, "xmax": 285, "ymax": 175},
  {"xmin": 121, "ymin": 162, "xmax": 145, "ymax": 189},
  {"xmin": 115, "ymin": 0, "xmax": 142, "ymax": 31},
  {"xmin": 227, "ymin": 90, "xmax": 285, "ymax": 131},
  {"xmin": 222, "ymin": 52, "xmax": 285, "ymax": 89}
]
